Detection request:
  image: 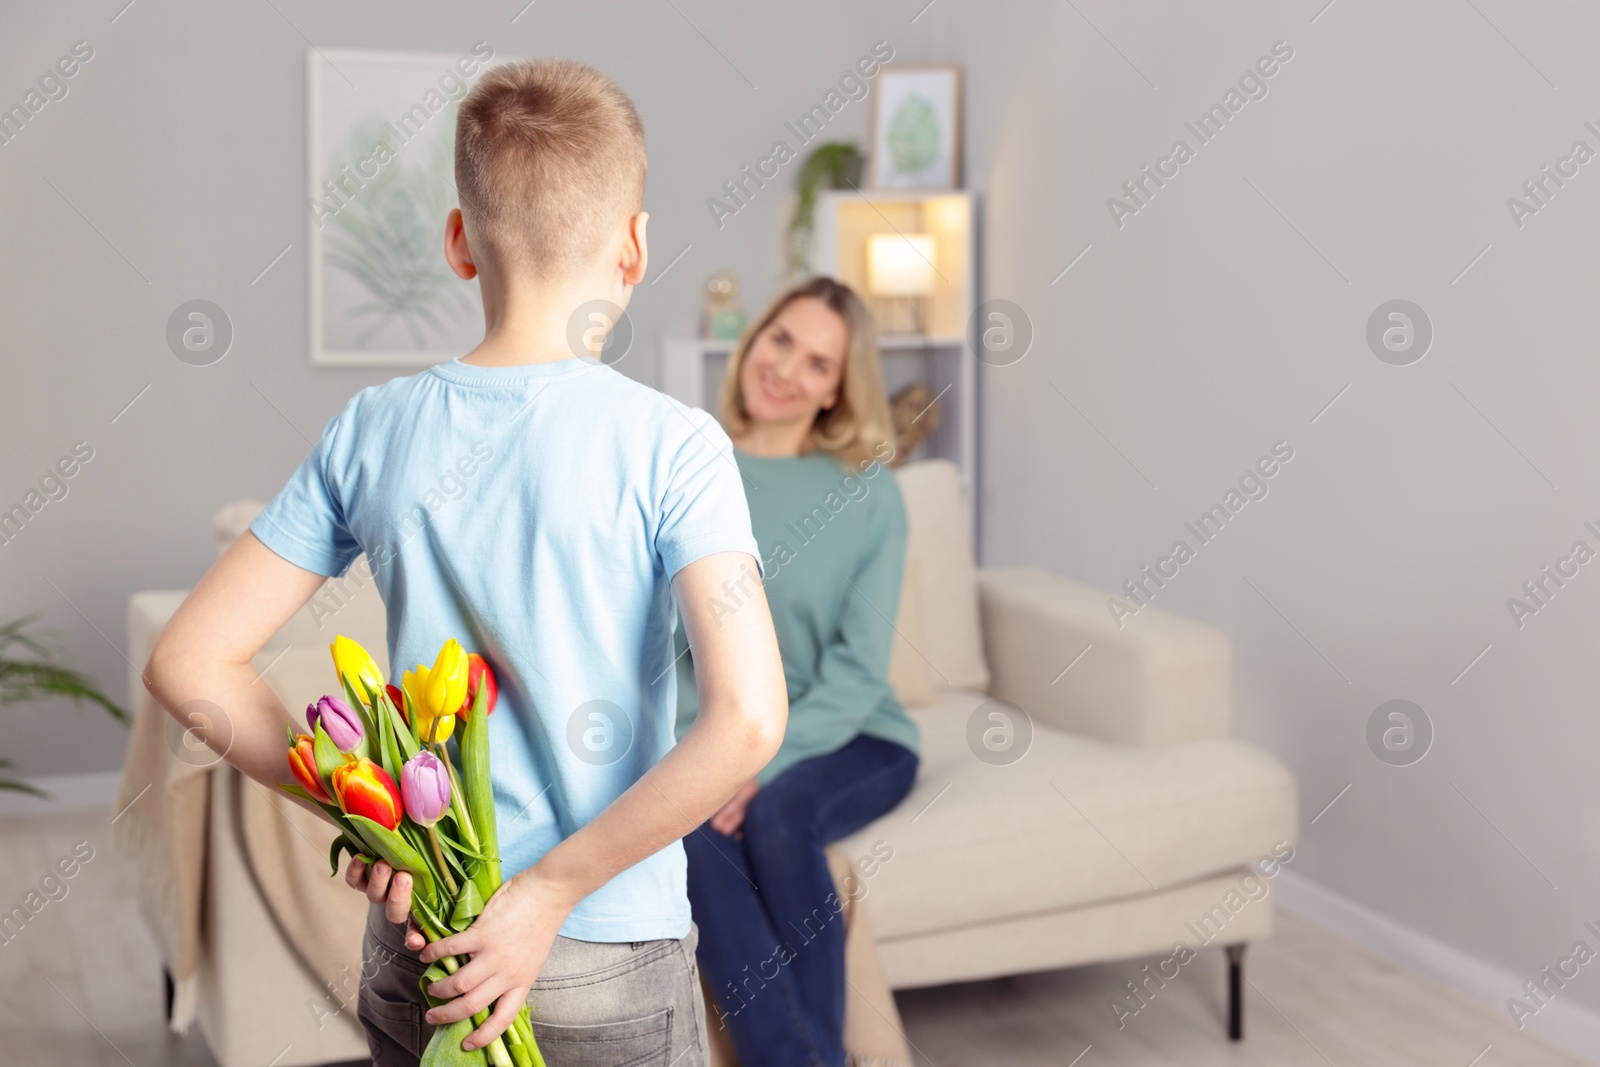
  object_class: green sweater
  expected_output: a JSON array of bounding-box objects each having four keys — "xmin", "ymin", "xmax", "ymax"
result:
[{"xmin": 675, "ymin": 449, "xmax": 920, "ymax": 784}]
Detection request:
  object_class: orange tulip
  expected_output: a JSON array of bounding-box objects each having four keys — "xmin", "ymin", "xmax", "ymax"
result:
[
  {"xmin": 332, "ymin": 757, "xmax": 402, "ymax": 830},
  {"xmin": 287, "ymin": 734, "xmax": 334, "ymax": 805}
]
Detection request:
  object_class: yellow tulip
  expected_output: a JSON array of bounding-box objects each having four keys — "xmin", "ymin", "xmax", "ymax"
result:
[
  {"xmin": 402, "ymin": 663, "xmax": 456, "ymax": 744},
  {"xmin": 330, "ymin": 635, "xmax": 384, "ymax": 700},
  {"xmin": 426, "ymin": 639, "xmax": 469, "ymax": 724}
]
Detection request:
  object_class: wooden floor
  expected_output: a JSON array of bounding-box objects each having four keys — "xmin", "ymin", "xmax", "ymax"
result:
[{"xmin": 0, "ymin": 809, "xmax": 1580, "ymax": 1067}]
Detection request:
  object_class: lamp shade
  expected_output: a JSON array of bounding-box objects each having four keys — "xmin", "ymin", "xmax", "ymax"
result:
[{"xmin": 867, "ymin": 234, "xmax": 936, "ymax": 297}]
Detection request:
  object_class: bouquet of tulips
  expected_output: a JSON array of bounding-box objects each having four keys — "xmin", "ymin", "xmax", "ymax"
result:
[{"xmin": 282, "ymin": 634, "xmax": 544, "ymax": 1067}]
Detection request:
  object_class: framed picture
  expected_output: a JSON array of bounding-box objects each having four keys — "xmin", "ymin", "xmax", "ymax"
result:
[
  {"xmin": 307, "ymin": 47, "xmax": 496, "ymax": 367},
  {"xmin": 868, "ymin": 65, "xmax": 961, "ymax": 190}
]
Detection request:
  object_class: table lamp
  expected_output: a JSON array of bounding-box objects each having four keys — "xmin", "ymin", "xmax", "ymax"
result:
[{"xmin": 867, "ymin": 233, "xmax": 936, "ymax": 335}]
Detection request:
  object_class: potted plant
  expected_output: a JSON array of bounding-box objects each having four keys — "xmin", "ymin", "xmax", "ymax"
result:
[
  {"xmin": 1, "ymin": 614, "xmax": 128, "ymax": 796},
  {"xmin": 788, "ymin": 142, "xmax": 863, "ymax": 278}
]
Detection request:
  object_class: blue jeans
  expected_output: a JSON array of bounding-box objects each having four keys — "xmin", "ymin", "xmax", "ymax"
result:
[{"xmin": 684, "ymin": 734, "xmax": 918, "ymax": 1067}]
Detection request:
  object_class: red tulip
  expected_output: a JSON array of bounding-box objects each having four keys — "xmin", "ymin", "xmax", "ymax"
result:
[
  {"xmin": 386, "ymin": 683, "xmax": 406, "ymax": 724},
  {"xmin": 459, "ymin": 653, "xmax": 498, "ymax": 720},
  {"xmin": 287, "ymin": 734, "xmax": 333, "ymax": 805},
  {"xmin": 332, "ymin": 757, "xmax": 402, "ymax": 830}
]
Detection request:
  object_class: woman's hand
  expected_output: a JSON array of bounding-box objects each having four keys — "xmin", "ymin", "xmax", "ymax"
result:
[
  {"xmin": 418, "ymin": 868, "xmax": 577, "ymax": 1051},
  {"xmin": 345, "ymin": 856, "xmax": 425, "ymax": 951},
  {"xmin": 710, "ymin": 779, "xmax": 760, "ymax": 836}
]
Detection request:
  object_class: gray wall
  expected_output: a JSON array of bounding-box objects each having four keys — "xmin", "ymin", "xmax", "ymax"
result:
[
  {"xmin": 958, "ymin": 0, "xmax": 1600, "ymax": 1021},
  {"xmin": 5, "ymin": 0, "xmax": 1596, "ymax": 1023}
]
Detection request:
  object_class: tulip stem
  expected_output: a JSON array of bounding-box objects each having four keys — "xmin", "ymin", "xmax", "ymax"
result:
[
  {"xmin": 426, "ymin": 826, "xmax": 458, "ymax": 896},
  {"xmin": 436, "ymin": 744, "xmax": 481, "ymax": 851}
]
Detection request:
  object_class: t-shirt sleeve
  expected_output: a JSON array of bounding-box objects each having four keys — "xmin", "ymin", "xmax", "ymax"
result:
[
  {"xmin": 654, "ymin": 406, "xmax": 762, "ymax": 581},
  {"xmin": 249, "ymin": 409, "xmax": 363, "ymax": 578}
]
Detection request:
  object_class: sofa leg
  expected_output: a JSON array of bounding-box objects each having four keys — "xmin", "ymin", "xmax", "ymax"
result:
[
  {"xmin": 163, "ymin": 967, "xmax": 174, "ymax": 1023},
  {"xmin": 1226, "ymin": 943, "xmax": 1246, "ymax": 1040}
]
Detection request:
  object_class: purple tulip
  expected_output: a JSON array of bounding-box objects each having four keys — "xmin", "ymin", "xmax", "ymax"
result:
[
  {"xmin": 306, "ymin": 695, "xmax": 363, "ymax": 753},
  {"xmin": 401, "ymin": 751, "xmax": 451, "ymax": 828}
]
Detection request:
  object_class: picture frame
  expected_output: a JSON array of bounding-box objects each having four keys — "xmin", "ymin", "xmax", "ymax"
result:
[
  {"xmin": 306, "ymin": 46, "xmax": 497, "ymax": 368},
  {"xmin": 868, "ymin": 65, "xmax": 961, "ymax": 190}
]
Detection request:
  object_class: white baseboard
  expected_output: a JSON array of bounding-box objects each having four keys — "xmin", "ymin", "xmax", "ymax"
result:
[
  {"xmin": 1275, "ymin": 869, "xmax": 1600, "ymax": 1066},
  {"xmin": 0, "ymin": 770, "xmax": 123, "ymax": 819}
]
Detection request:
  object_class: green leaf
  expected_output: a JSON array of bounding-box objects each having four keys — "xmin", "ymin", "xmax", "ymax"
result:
[
  {"xmin": 460, "ymin": 684, "xmax": 500, "ymax": 887},
  {"xmin": 346, "ymin": 814, "xmax": 438, "ymax": 904},
  {"xmin": 312, "ymin": 722, "xmax": 344, "ymax": 787},
  {"xmin": 377, "ymin": 675, "xmax": 403, "ymax": 779},
  {"xmin": 328, "ymin": 832, "xmax": 363, "ymax": 877},
  {"xmin": 412, "ymin": 889, "xmax": 450, "ymax": 942},
  {"xmin": 341, "ymin": 674, "xmax": 379, "ymax": 745},
  {"xmin": 419, "ymin": 961, "xmax": 452, "ymax": 1009},
  {"xmin": 437, "ymin": 824, "xmax": 489, "ymax": 862},
  {"xmin": 419, "ymin": 1016, "xmax": 486, "ymax": 1065},
  {"xmin": 380, "ymin": 687, "xmax": 419, "ymax": 763},
  {"xmin": 448, "ymin": 879, "xmax": 484, "ymax": 932}
]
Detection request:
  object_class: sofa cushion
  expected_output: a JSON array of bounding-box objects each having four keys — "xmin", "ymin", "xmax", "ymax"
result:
[
  {"xmin": 893, "ymin": 462, "xmax": 989, "ymax": 691},
  {"xmin": 834, "ymin": 688, "xmax": 1298, "ymax": 940},
  {"xmin": 886, "ymin": 557, "xmax": 936, "ymax": 706}
]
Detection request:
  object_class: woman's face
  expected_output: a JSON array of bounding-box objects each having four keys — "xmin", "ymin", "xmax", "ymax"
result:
[{"xmin": 739, "ymin": 296, "xmax": 848, "ymax": 427}]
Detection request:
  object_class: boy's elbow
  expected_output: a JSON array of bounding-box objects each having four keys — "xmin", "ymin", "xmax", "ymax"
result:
[
  {"xmin": 142, "ymin": 636, "xmax": 194, "ymax": 712},
  {"xmin": 742, "ymin": 694, "xmax": 787, "ymax": 768}
]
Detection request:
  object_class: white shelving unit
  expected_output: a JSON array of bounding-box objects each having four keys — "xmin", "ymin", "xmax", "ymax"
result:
[{"xmin": 660, "ymin": 189, "xmax": 978, "ymax": 538}]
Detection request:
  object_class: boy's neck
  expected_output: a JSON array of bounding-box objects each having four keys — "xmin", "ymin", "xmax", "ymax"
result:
[{"xmin": 461, "ymin": 277, "xmax": 617, "ymax": 367}]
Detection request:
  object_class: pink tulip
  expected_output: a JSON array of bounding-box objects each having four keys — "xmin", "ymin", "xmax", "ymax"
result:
[
  {"xmin": 400, "ymin": 751, "xmax": 451, "ymax": 828},
  {"xmin": 306, "ymin": 695, "xmax": 363, "ymax": 753}
]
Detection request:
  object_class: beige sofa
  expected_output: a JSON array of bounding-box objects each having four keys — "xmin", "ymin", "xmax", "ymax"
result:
[{"xmin": 120, "ymin": 459, "xmax": 1295, "ymax": 1066}]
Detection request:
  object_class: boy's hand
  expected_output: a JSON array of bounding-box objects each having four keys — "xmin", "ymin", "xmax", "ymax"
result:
[
  {"xmin": 709, "ymin": 779, "xmax": 760, "ymax": 837},
  {"xmin": 418, "ymin": 868, "xmax": 577, "ymax": 1051},
  {"xmin": 345, "ymin": 856, "xmax": 426, "ymax": 951}
]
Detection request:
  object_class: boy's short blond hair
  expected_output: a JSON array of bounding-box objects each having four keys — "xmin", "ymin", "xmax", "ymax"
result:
[{"xmin": 455, "ymin": 59, "xmax": 646, "ymax": 279}]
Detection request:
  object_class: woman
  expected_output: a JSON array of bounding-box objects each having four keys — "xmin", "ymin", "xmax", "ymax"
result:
[{"xmin": 675, "ymin": 276, "xmax": 920, "ymax": 1067}]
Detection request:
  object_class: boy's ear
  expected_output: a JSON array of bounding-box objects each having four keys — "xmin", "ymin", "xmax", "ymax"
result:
[
  {"xmin": 444, "ymin": 209, "xmax": 478, "ymax": 281},
  {"xmin": 621, "ymin": 211, "xmax": 649, "ymax": 288}
]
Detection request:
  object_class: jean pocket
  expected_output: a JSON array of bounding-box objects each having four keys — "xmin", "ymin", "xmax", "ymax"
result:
[
  {"xmin": 358, "ymin": 983, "xmax": 423, "ymax": 1062},
  {"xmin": 533, "ymin": 1006, "xmax": 673, "ymax": 1067}
]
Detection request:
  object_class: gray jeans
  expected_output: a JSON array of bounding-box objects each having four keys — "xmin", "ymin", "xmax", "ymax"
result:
[{"xmin": 358, "ymin": 903, "xmax": 708, "ymax": 1066}]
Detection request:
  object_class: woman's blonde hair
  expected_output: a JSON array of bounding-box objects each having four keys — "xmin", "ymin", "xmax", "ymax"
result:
[{"xmin": 718, "ymin": 276, "xmax": 895, "ymax": 468}]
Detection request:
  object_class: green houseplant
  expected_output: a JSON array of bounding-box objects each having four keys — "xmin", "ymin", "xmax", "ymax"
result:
[
  {"xmin": 788, "ymin": 142, "xmax": 863, "ymax": 278},
  {"xmin": 1, "ymin": 614, "xmax": 128, "ymax": 796}
]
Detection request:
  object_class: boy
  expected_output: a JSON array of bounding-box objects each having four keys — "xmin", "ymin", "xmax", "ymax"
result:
[{"xmin": 143, "ymin": 59, "xmax": 786, "ymax": 1065}]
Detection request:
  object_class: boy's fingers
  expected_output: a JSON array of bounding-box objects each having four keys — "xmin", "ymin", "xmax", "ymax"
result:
[
  {"xmin": 425, "ymin": 976, "xmax": 500, "ymax": 1026},
  {"xmin": 464, "ymin": 988, "xmax": 528, "ymax": 1053},
  {"xmin": 385, "ymin": 872, "xmax": 412, "ymax": 925},
  {"xmin": 426, "ymin": 954, "xmax": 488, "ymax": 1001},
  {"xmin": 344, "ymin": 856, "xmax": 369, "ymax": 891},
  {"xmin": 419, "ymin": 928, "xmax": 479, "ymax": 965},
  {"xmin": 365, "ymin": 860, "xmax": 393, "ymax": 905}
]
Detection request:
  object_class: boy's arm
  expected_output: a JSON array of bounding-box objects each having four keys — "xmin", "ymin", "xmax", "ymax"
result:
[
  {"xmin": 146, "ymin": 532, "xmax": 423, "ymax": 926},
  {"xmin": 143, "ymin": 531, "xmax": 339, "ymax": 806},
  {"xmin": 419, "ymin": 548, "xmax": 787, "ymax": 1051}
]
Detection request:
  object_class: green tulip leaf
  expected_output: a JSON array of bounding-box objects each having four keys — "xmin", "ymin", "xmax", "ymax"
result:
[
  {"xmin": 419, "ymin": 961, "xmax": 453, "ymax": 1009},
  {"xmin": 312, "ymin": 722, "xmax": 344, "ymax": 787},
  {"xmin": 341, "ymin": 674, "xmax": 378, "ymax": 742},
  {"xmin": 460, "ymin": 685, "xmax": 499, "ymax": 886},
  {"xmin": 380, "ymin": 688, "xmax": 420, "ymax": 762},
  {"xmin": 346, "ymin": 814, "xmax": 437, "ymax": 903},
  {"xmin": 285, "ymin": 722, "xmax": 298, "ymax": 747},
  {"xmin": 448, "ymin": 878, "xmax": 484, "ymax": 932},
  {"xmin": 419, "ymin": 1016, "xmax": 486, "ymax": 1066},
  {"xmin": 328, "ymin": 832, "xmax": 365, "ymax": 877}
]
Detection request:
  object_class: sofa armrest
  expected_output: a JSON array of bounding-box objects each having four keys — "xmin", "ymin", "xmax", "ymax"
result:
[{"xmin": 977, "ymin": 567, "xmax": 1232, "ymax": 746}]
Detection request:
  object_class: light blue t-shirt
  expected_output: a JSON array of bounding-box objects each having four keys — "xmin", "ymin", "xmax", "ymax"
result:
[{"xmin": 250, "ymin": 355, "xmax": 759, "ymax": 942}]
